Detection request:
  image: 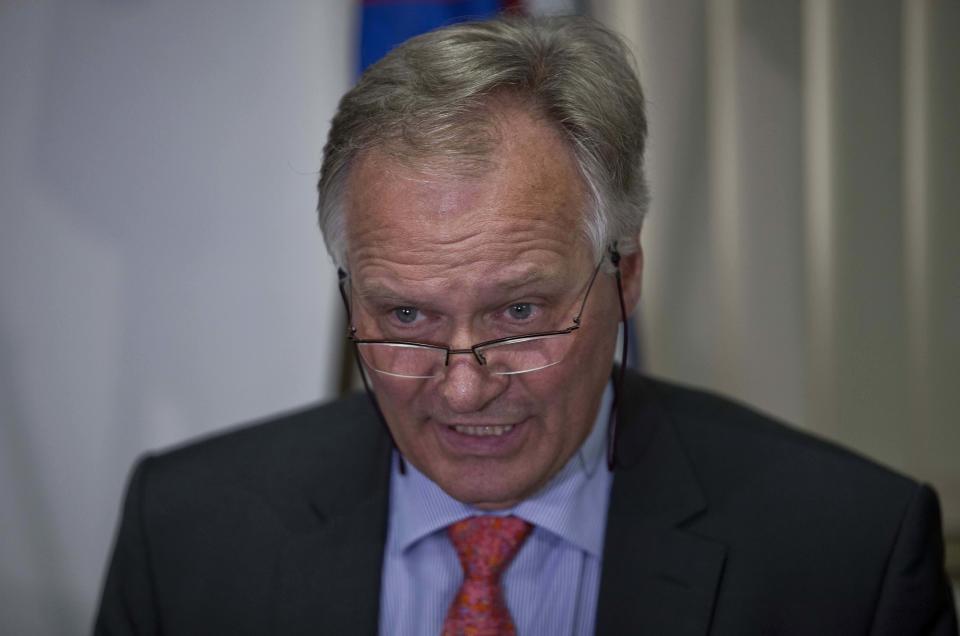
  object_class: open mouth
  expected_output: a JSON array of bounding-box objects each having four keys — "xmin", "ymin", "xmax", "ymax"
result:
[
  {"xmin": 448, "ymin": 424, "xmax": 515, "ymax": 437},
  {"xmin": 435, "ymin": 418, "xmax": 528, "ymax": 455}
]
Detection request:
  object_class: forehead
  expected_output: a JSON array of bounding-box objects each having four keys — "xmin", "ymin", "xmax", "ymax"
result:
[{"xmin": 343, "ymin": 107, "xmax": 591, "ymax": 292}]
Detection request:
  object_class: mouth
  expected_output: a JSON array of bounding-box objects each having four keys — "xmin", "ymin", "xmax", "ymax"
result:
[
  {"xmin": 449, "ymin": 424, "xmax": 515, "ymax": 437},
  {"xmin": 434, "ymin": 418, "xmax": 528, "ymax": 455}
]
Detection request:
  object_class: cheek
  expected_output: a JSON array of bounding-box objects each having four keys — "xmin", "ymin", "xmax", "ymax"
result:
[
  {"xmin": 514, "ymin": 359, "xmax": 590, "ymax": 419},
  {"xmin": 544, "ymin": 324, "xmax": 619, "ymax": 410},
  {"xmin": 368, "ymin": 378, "xmax": 424, "ymax": 425}
]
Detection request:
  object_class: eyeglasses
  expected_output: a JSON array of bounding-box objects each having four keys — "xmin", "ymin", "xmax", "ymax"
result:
[
  {"xmin": 338, "ymin": 254, "xmax": 608, "ymax": 379},
  {"xmin": 338, "ymin": 245, "xmax": 630, "ymax": 471}
]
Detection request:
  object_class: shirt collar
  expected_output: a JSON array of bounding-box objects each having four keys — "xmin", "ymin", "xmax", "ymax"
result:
[{"xmin": 389, "ymin": 383, "xmax": 613, "ymax": 557}]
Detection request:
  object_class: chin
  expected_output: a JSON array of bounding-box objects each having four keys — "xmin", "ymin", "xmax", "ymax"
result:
[
  {"xmin": 453, "ymin": 489, "xmax": 523, "ymax": 511},
  {"xmin": 429, "ymin": 471, "xmax": 517, "ymax": 509},
  {"xmin": 440, "ymin": 469, "xmax": 539, "ymax": 510}
]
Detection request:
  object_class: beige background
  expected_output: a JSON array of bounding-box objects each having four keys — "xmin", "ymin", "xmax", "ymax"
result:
[{"xmin": 593, "ymin": 0, "xmax": 959, "ymax": 585}]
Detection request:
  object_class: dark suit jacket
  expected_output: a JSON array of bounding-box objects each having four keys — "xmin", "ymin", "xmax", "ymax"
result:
[{"xmin": 95, "ymin": 373, "xmax": 957, "ymax": 635}]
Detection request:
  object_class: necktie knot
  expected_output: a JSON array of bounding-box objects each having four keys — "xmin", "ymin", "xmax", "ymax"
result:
[{"xmin": 448, "ymin": 515, "xmax": 533, "ymax": 580}]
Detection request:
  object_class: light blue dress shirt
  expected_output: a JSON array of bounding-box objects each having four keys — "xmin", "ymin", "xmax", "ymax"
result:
[{"xmin": 378, "ymin": 385, "xmax": 614, "ymax": 636}]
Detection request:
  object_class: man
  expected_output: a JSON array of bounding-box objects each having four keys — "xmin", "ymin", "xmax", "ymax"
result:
[{"xmin": 95, "ymin": 16, "xmax": 957, "ymax": 635}]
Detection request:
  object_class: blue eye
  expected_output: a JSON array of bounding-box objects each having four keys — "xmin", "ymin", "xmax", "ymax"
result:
[
  {"xmin": 393, "ymin": 307, "xmax": 419, "ymax": 324},
  {"xmin": 508, "ymin": 303, "xmax": 533, "ymax": 320}
]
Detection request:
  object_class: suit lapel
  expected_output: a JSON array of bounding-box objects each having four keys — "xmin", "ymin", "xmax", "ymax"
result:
[
  {"xmin": 273, "ymin": 402, "xmax": 393, "ymax": 636},
  {"xmin": 596, "ymin": 376, "xmax": 726, "ymax": 636}
]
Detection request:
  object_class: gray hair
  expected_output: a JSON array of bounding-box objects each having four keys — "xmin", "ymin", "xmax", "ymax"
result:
[{"xmin": 317, "ymin": 15, "xmax": 648, "ymax": 270}]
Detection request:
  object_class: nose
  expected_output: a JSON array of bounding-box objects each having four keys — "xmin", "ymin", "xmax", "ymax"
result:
[{"xmin": 436, "ymin": 349, "xmax": 509, "ymax": 415}]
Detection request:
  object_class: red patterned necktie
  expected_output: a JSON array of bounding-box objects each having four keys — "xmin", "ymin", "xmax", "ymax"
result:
[{"xmin": 442, "ymin": 515, "xmax": 533, "ymax": 636}]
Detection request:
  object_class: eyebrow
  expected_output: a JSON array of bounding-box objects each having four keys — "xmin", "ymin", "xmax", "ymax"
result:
[
  {"xmin": 353, "ymin": 282, "xmax": 417, "ymax": 306},
  {"xmin": 353, "ymin": 267, "xmax": 568, "ymax": 305},
  {"xmin": 496, "ymin": 267, "xmax": 561, "ymax": 291}
]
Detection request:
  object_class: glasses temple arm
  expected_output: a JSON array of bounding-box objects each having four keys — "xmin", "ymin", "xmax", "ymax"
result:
[
  {"xmin": 337, "ymin": 268, "xmax": 355, "ymax": 326},
  {"xmin": 572, "ymin": 253, "xmax": 608, "ymax": 323}
]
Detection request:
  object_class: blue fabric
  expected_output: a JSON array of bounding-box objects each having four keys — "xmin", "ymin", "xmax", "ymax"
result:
[
  {"xmin": 379, "ymin": 384, "xmax": 614, "ymax": 636},
  {"xmin": 360, "ymin": 0, "xmax": 506, "ymax": 73}
]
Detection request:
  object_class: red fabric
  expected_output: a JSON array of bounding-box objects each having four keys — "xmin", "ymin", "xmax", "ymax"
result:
[{"xmin": 442, "ymin": 516, "xmax": 533, "ymax": 636}]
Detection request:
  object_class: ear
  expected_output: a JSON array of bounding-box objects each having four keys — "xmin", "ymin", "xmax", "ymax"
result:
[{"xmin": 618, "ymin": 242, "xmax": 644, "ymax": 318}]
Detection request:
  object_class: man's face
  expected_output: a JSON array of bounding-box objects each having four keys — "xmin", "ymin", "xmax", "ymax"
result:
[{"xmin": 344, "ymin": 108, "xmax": 640, "ymax": 509}]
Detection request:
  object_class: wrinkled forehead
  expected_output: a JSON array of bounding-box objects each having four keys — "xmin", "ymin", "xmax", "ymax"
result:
[
  {"xmin": 342, "ymin": 175, "xmax": 592, "ymax": 306},
  {"xmin": 341, "ymin": 107, "xmax": 593, "ymax": 291}
]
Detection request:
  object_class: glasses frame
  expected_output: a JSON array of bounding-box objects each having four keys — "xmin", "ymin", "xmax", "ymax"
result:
[
  {"xmin": 336, "ymin": 245, "xmax": 629, "ymax": 472},
  {"xmin": 338, "ymin": 253, "xmax": 607, "ymax": 378}
]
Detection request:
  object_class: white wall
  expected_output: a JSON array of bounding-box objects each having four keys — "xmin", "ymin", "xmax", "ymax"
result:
[{"xmin": 0, "ymin": 1, "xmax": 353, "ymax": 633}]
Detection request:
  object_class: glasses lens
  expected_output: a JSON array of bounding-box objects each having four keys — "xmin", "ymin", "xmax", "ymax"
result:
[
  {"xmin": 355, "ymin": 342, "xmax": 444, "ymax": 378},
  {"xmin": 478, "ymin": 333, "xmax": 573, "ymax": 375}
]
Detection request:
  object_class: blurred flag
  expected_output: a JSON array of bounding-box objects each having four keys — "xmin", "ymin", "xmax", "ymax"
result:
[
  {"xmin": 360, "ymin": 1, "xmax": 584, "ymax": 72},
  {"xmin": 360, "ymin": 1, "xmax": 523, "ymax": 72}
]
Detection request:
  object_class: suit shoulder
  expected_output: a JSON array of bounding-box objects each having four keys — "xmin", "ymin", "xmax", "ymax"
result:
[
  {"xmin": 634, "ymin": 377, "xmax": 956, "ymax": 630},
  {"xmin": 642, "ymin": 375, "xmax": 918, "ymax": 501},
  {"xmin": 136, "ymin": 392, "xmax": 382, "ymax": 506}
]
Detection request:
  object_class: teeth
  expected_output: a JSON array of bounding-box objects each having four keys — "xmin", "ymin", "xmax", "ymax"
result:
[{"xmin": 452, "ymin": 424, "xmax": 514, "ymax": 437}]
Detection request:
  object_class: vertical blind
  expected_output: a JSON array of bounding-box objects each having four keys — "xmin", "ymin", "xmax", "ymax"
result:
[{"xmin": 593, "ymin": 0, "xmax": 959, "ymax": 536}]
